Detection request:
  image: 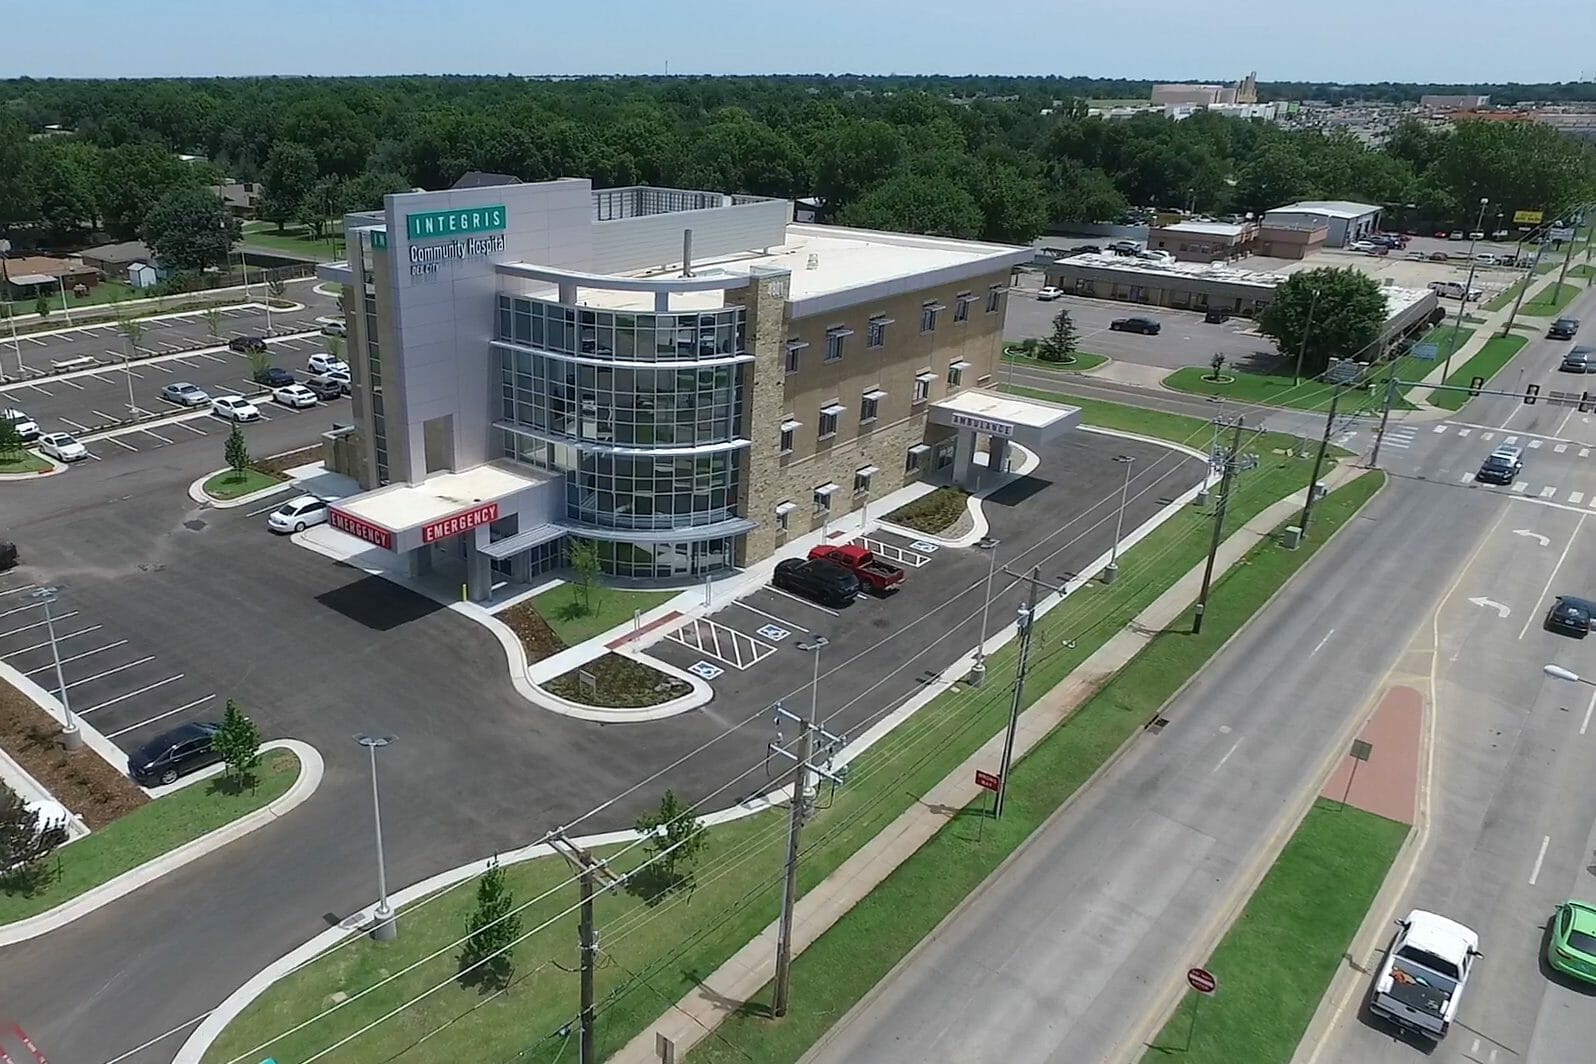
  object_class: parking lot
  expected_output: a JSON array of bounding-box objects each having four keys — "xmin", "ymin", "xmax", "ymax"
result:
[
  {"xmin": 1006, "ymin": 289, "xmax": 1273, "ymax": 371},
  {"xmin": 647, "ymin": 428, "xmax": 1208, "ymax": 742}
]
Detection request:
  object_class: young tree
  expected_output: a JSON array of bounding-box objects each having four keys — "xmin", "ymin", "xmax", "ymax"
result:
[
  {"xmin": 0, "ymin": 416, "xmax": 21, "ymax": 459},
  {"xmin": 117, "ymin": 315, "xmax": 145, "ymax": 360},
  {"xmin": 247, "ymin": 348, "xmax": 271, "ymax": 382},
  {"xmin": 458, "ymin": 855, "xmax": 519, "ymax": 992},
  {"xmin": 267, "ymin": 277, "xmax": 286, "ymax": 303},
  {"xmin": 324, "ymin": 335, "xmax": 343, "ymax": 362},
  {"xmin": 1208, "ymin": 352, "xmax": 1228, "ymax": 381},
  {"xmin": 141, "ymin": 184, "xmax": 236, "ymax": 272},
  {"xmin": 202, "ymin": 306, "xmax": 222, "ymax": 343},
  {"xmin": 567, "ymin": 538, "xmax": 601, "ymax": 614},
  {"xmin": 212, "ymin": 699, "xmax": 262, "ymax": 788},
  {"xmin": 224, "ymin": 421, "xmax": 250, "ymax": 481},
  {"xmin": 0, "ymin": 782, "xmax": 68, "ymax": 894},
  {"xmin": 33, "ymin": 296, "xmax": 49, "ymax": 319},
  {"xmin": 1037, "ymin": 308, "xmax": 1078, "ymax": 363},
  {"xmin": 1258, "ymin": 268, "xmax": 1387, "ymax": 380},
  {"xmin": 632, "ymin": 790, "xmax": 707, "ymax": 902}
]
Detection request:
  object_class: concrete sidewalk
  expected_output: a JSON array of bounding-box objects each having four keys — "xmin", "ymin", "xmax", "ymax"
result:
[{"xmin": 610, "ymin": 462, "xmax": 1374, "ymax": 1064}]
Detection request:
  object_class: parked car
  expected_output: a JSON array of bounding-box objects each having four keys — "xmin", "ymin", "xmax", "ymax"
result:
[
  {"xmin": 1067, "ymin": 244, "xmax": 1101, "ymax": 255},
  {"xmin": 807, "ymin": 544, "xmax": 905, "ymax": 595},
  {"xmin": 36, "ymin": 432, "xmax": 87, "ymax": 462},
  {"xmin": 308, "ymin": 368, "xmax": 351, "ymax": 396},
  {"xmin": 1561, "ymin": 346, "xmax": 1595, "ymax": 373},
  {"xmin": 0, "ymin": 540, "xmax": 16, "ymax": 571},
  {"xmin": 1369, "ymin": 910, "xmax": 1480, "ymax": 1041},
  {"xmin": 1, "ymin": 408, "xmax": 40, "ymax": 443},
  {"xmin": 228, "ymin": 335, "xmax": 267, "ymax": 354},
  {"xmin": 307, "ymin": 353, "xmax": 349, "ymax": 375},
  {"xmin": 1349, "ymin": 240, "xmax": 1379, "ymax": 252},
  {"xmin": 1474, "ymin": 253, "xmax": 1501, "ymax": 266},
  {"xmin": 319, "ymin": 320, "xmax": 346, "ymax": 337},
  {"xmin": 1429, "ymin": 251, "xmax": 1450, "ymax": 262},
  {"xmin": 1476, "ymin": 445, "xmax": 1523, "ymax": 484},
  {"xmin": 1203, "ymin": 308, "xmax": 1231, "ymax": 324},
  {"xmin": 267, "ymin": 494, "xmax": 329, "ymax": 534},
  {"xmin": 1406, "ymin": 250, "xmax": 1429, "ymax": 261},
  {"xmin": 1469, "ymin": 230, "xmax": 1485, "ymax": 240},
  {"xmin": 253, "ymin": 365, "xmax": 296, "ymax": 388},
  {"xmin": 1036, "ymin": 286, "xmax": 1065, "ymax": 301},
  {"xmin": 304, "ymin": 376, "xmax": 346, "ymax": 402},
  {"xmin": 772, "ymin": 557, "xmax": 861, "ymax": 608},
  {"xmin": 1545, "ymin": 595, "xmax": 1596, "ymax": 638},
  {"xmin": 211, "ymin": 395, "xmax": 262, "ymax": 422},
  {"xmin": 1549, "ymin": 318, "xmax": 1580, "ymax": 340},
  {"xmin": 1429, "ymin": 281, "xmax": 1481, "ymax": 301},
  {"xmin": 1106, "ymin": 240, "xmax": 1141, "ymax": 255},
  {"xmin": 1547, "ymin": 900, "xmax": 1596, "ymax": 984},
  {"xmin": 1109, "ymin": 316, "xmax": 1162, "ymax": 335},
  {"xmin": 128, "ymin": 721, "xmax": 222, "ymax": 786},
  {"xmin": 160, "ymin": 381, "xmax": 210, "ymax": 407},
  {"xmin": 1448, "ymin": 231, "xmax": 1466, "ymax": 240},
  {"xmin": 272, "ymin": 383, "xmax": 318, "ymax": 409}
]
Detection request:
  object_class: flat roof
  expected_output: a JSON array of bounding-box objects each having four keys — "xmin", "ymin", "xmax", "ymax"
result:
[
  {"xmin": 1155, "ymin": 221, "xmax": 1251, "ymax": 237},
  {"xmin": 932, "ymin": 390, "xmax": 1080, "ymax": 431},
  {"xmin": 335, "ymin": 462, "xmax": 549, "ymax": 531},
  {"xmin": 1270, "ymin": 200, "xmax": 1382, "ymax": 219}
]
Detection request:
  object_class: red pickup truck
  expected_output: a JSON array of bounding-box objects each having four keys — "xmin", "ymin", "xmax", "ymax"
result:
[{"xmin": 807, "ymin": 544, "xmax": 905, "ymax": 595}]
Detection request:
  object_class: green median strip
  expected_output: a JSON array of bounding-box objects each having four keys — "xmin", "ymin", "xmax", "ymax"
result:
[
  {"xmin": 0, "ymin": 451, "xmax": 52, "ymax": 475},
  {"xmin": 204, "ymin": 389, "xmax": 1347, "ymax": 1064},
  {"xmin": 1, "ymin": 750, "xmax": 301, "ymax": 925},
  {"xmin": 1161, "ymin": 366, "xmax": 1413, "ymax": 415},
  {"xmin": 1519, "ymin": 279, "xmax": 1583, "ymax": 317},
  {"xmin": 1001, "ymin": 347, "xmax": 1109, "ymax": 374},
  {"xmin": 1431, "ymin": 334, "xmax": 1530, "ymax": 410},
  {"xmin": 1142, "ymin": 798, "xmax": 1408, "ymax": 1063},
  {"xmin": 203, "ymin": 467, "xmax": 286, "ymax": 500}
]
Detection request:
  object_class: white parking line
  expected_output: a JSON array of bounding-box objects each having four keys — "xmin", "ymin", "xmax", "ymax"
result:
[
  {"xmin": 764, "ymin": 585, "xmax": 841, "ymax": 616},
  {"xmin": 80, "ymin": 674, "xmax": 185, "ymax": 714},
  {"xmin": 173, "ymin": 358, "xmax": 200, "ymax": 368},
  {"xmin": 733, "ymin": 599, "xmax": 809, "ymax": 632},
  {"xmin": 105, "ymin": 435, "xmax": 138, "ymax": 452},
  {"xmin": 1582, "ymin": 688, "xmax": 1596, "ymax": 736},
  {"xmin": 60, "ymin": 417, "xmax": 91, "ymax": 432},
  {"xmin": 0, "ymin": 600, "xmax": 40, "ymax": 620},
  {"xmin": 59, "ymin": 378, "xmax": 84, "ymax": 390},
  {"xmin": 24, "ymin": 336, "xmax": 47, "ymax": 347},
  {"xmin": 0, "ymin": 583, "xmax": 37, "ymax": 596},
  {"xmin": 141, "ymin": 428, "xmax": 173, "ymax": 444},
  {"xmin": 667, "ymin": 617, "xmax": 776, "ymax": 669},
  {"xmin": 150, "ymin": 360, "xmax": 175, "ymax": 372},
  {"xmin": 105, "ymin": 694, "xmax": 217, "ymax": 739},
  {"xmin": 23, "ymin": 640, "xmax": 128, "ymax": 675},
  {"xmin": 1529, "ymin": 834, "xmax": 1551, "ymax": 885},
  {"xmin": 26, "ymin": 384, "xmax": 53, "ymax": 396},
  {"xmin": 90, "ymin": 372, "xmax": 116, "ymax": 385},
  {"xmin": 173, "ymin": 421, "xmax": 207, "ymax": 435},
  {"xmin": 198, "ymin": 353, "xmax": 228, "ymax": 363},
  {"xmin": 91, "ymin": 409, "xmax": 121, "ymax": 422},
  {"xmin": 63, "ymin": 655, "xmax": 157, "ymax": 689},
  {"xmin": 0, "ymin": 614, "xmax": 83, "ymax": 641}
]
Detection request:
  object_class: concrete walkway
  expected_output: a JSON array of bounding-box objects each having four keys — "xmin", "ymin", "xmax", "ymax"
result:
[{"xmin": 610, "ymin": 461, "xmax": 1374, "ymax": 1064}]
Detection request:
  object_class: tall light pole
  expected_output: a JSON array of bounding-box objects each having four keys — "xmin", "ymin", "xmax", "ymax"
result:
[
  {"xmin": 32, "ymin": 588, "xmax": 82, "ymax": 750},
  {"xmin": 1443, "ymin": 198, "xmax": 1490, "ymax": 381},
  {"xmin": 969, "ymin": 537, "xmax": 1001, "ymax": 687},
  {"xmin": 773, "ymin": 634, "xmax": 827, "ymax": 1018},
  {"xmin": 354, "ymin": 733, "xmax": 397, "ymax": 941},
  {"xmin": 1102, "ymin": 455, "xmax": 1136, "ymax": 585},
  {"xmin": 1292, "ymin": 286, "xmax": 1321, "ymax": 386}
]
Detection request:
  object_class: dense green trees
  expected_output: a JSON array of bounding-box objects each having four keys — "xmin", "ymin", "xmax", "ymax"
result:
[
  {"xmin": 1258, "ymin": 268, "xmax": 1389, "ymax": 378},
  {"xmin": 0, "ymin": 75, "xmax": 1591, "ymax": 252},
  {"xmin": 141, "ymin": 184, "xmax": 236, "ymax": 270}
]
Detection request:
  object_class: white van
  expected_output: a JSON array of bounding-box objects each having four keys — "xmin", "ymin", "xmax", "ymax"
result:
[{"xmin": 1428, "ymin": 280, "xmax": 1481, "ymax": 301}]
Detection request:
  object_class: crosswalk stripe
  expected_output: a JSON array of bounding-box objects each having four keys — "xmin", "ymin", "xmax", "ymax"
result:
[
  {"xmin": 1507, "ymin": 435, "xmax": 1520, "ymax": 444},
  {"xmin": 1512, "ymin": 482, "xmax": 1530, "ymax": 493},
  {"xmin": 1460, "ymin": 471, "xmax": 1475, "ymax": 483},
  {"xmin": 1572, "ymin": 492, "xmax": 1585, "ymax": 505},
  {"xmin": 1529, "ymin": 439, "xmax": 1543, "ymax": 449},
  {"xmin": 1556, "ymin": 444, "xmax": 1569, "ymax": 453},
  {"xmin": 1583, "ymin": 448, "xmax": 1591, "ymax": 458},
  {"xmin": 1458, "ymin": 428, "xmax": 1471, "ymax": 437},
  {"xmin": 1483, "ymin": 432, "xmax": 1496, "ymax": 441},
  {"xmin": 1542, "ymin": 486, "xmax": 1558, "ymax": 498},
  {"xmin": 1434, "ymin": 425, "xmax": 1448, "ymax": 433}
]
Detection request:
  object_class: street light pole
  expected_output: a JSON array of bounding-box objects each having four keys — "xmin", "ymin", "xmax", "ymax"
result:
[
  {"xmin": 969, "ymin": 537, "xmax": 1001, "ymax": 687},
  {"xmin": 32, "ymin": 588, "xmax": 82, "ymax": 750},
  {"xmin": 1103, "ymin": 455, "xmax": 1136, "ymax": 585},
  {"xmin": 1443, "ymin": 198, "xmax": 1490, "ymax": 381},
  {"xmin": 354, "ymin": 733, "xmax": 397, "ymax": 941}
]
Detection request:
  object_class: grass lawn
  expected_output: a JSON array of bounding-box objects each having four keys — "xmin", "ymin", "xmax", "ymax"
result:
[
  {"xmin": 697, "ymin": 474, "xmax": 1389, "ymax": 1064},
  {"xmin": 1002, "ymin": 348, "xmax": 1109, "ymax": 374},
  {"xmin": 240, "ymin": 221, "xmax": 343, "ymax": 262},
  {"xmin": 524, "ymin": 584, "xmax": 676, "ymax": 647},
  {"xmin": 0, "ymin": 451, "xmax": 52, "ymax": 475},
  {"xmin": 1484, "ymin": 279, "xmax": 1530, "ymax": 312},
  {"xmin": 202, "ymin": 467, "xmax": 286, "ymax": 500},
  {"xmin": 1142, "ymin": 799, "xmax": 1409, "ymax": 1063},
  {"xmin": 1519, "ymin": 280, "xmax": 1583, "ymax": 317},
  {"xmin": 0, "ymin": 750, "xmax": 300, "ymax": 925},
  {"xmin": 1432, "ymin": 334, "xmax": 1530, "ymax": 410},
  {"xmin": 206, "ymin": 387, "xmax": 1359, "ymax": 1064},
  {"xmin": 1161, "ymin": 366, "xmax": 1411, "ymax": 416},
  {"xmin": 2, "ymin": 280, "xmax": 138, "ymax": 321},
  {"xmin": 1572, "ymin": 264, "xmax": 1596, "ymax": 281}
]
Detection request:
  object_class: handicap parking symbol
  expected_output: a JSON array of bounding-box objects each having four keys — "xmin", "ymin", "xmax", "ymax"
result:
[
  {"xmin": 909, "ymin": 540, "xmax": 940, "ymax": 553},
  {"xmin": 756, "ymin": 623, "xmax": 791, "ymax": 641},
  {"xmin": 688, "ymin": 660, "xmax": 724, "ymax": 680}
]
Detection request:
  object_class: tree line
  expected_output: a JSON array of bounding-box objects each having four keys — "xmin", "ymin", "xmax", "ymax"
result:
[{"xmin": 1, "ymin": 76, "xmax": 1593, "ymax": 255}]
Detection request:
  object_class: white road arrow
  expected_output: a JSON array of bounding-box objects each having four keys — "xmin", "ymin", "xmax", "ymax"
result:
[
  {"xmin": 1514, "ymin": 529, "xmax": 1551, "ymax": 547},
  {"xmin": 1469, "ymin": 596, "xmax": 1512, "ymax": 618}
]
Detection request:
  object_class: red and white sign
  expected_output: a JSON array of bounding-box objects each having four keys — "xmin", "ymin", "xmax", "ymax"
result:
[
  {"xmin": 422, "ymin": 502, "xmax": 499, "ymax": 544},
  {"xmin": 975, "ymin": 770, "xmax": 1001, "ymax": 792},
  {"xmin": 328, "ymin": 508, "xmax": 395, "ymax": 551},
  {"xmin": 1187, "ymin": 967, "xmax": 1218, "ymax": 995}
]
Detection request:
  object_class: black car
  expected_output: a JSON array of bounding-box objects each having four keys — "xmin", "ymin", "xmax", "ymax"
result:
[
  {"xmin": 1068, "ymin": 244, "xmax": 1101, "ymax": 255},
  {"xmin": 0, "ymin": 541, "xmax": 16, "ymax": 571},
  {"xmin": 128, "ymin": 721, "xmax": 222, "ymax": 786},
  {"xmin": 228, "ymin": 335, "xmax": 268, "ymax": 354},
  {"xmin": 1476, "ymin": 446, "xmax": 1523, "ymax": 484},
  {"xmin": 1203, "ymin": 308, "xmax": 1231, "ymax": 324},
  {"xmin": 772, "ymin": 558, "xmax": 861, "ymax": 608},
  {"xmin": 1545, "ymin": 596, "xmax": 1596, "ymax": 639},
  {"xmin": 1109, "ymin": 316, "xmax": 1162, "ymax": 335},
  {"xmin": 254, "ymin": 366, "xmax": 297, "ymax": 387},
  {"xmin": 1561, "ymin": 347, "xmax": 1594, "ymax": 373},
  {"xmin": 304, "ymin": 376, "xmax": 345, "ymax": 401},
  {"xmin": 1549, "ymin": 318, "xmax": 1580, "ymax": 340}
]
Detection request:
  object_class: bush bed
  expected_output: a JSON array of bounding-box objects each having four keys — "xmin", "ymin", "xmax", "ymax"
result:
[
  {"xmin": 546, "ymin": 653, "xmax": 690, "ymax": 708},
  {"xmin": 886, "ymin": 487, "xmax": 970, "ymax": 534}
]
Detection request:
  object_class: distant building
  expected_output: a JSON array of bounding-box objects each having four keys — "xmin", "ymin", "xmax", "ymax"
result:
[
  {"xmin": 0, "ymin": 255, "xmax": 98, "ymax": 300},
  {"xmin": 80, "ymin": 240, "xmax": 153, "ymax": 276},
  {"xmin": 28, "ymin": 124, "xmax": 74, "ymax": 140},
  {"xmin": 128, "ymin": 263, "xmax": 160, "ymax": 289},
  {"xmin": 1262, "ymin": 200, "xmax": 1382, "ymax": 248},
  {"xmin": 1420, "ymin": 94, "xmax": 1489, "ymax": 111},
  {"xmin": 1151, "ymin": 83, "xmax": 1225, "ymax": 108},
  {"xmin": 212, "ymin": 181, "xmax": 259, "ymax": 219},
  {"xmin": 1531, "ymin": 110, "xmax": 1596, "ymax": 141},
  {"xmin": 1145, "ymin": 221, "xmax": 1258, "ymax": 263},
  {"xmin": 1255, "ymin": 219, "xmax": 1329, "ymax": 260}
]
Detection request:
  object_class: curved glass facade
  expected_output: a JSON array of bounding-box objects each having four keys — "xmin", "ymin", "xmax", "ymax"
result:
[{"xmin": 495, "ymin": 295, "xmax": 752, "ymax": 576}]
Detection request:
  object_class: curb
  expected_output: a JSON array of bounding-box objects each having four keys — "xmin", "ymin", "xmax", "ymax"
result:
[
  {"xmin": 188, "ymin": 468, "xmax": 295, "ymax": 508},
  {"xmin": 0, "ymin": 739, "xmax": 323, "ymax": 948},
  {"xmin": 0, "ymin": 452, "xmax": 66, "ymax": 481}
]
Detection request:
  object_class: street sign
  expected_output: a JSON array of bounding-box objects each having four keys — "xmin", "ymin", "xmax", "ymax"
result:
[
  {"xmin": 1411, "ymin": 342, "xmax": 1440, "ymax": 361},
  {"xmin": 975, "ymin": 770, "xmax": 1001, "ymax": 792},
  {"xmin": 1187, "ymin": 967, "xmax": 1218, "ymax": 995},
  {"xmin": 1514, "ymin": 209, "xmax": 1544, "ymax": 225},
  {"xmin": 1350, "ymin": 739, "xmax": 1373, "ymax": 762},
  {"xmin": 1551, "ymin": 227, "xmax": 1576, "ymax": 242}
]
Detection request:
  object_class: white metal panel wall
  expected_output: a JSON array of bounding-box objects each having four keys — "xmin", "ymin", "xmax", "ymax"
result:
[{"xmin": 590, "ymin": 197, "xmax": 791, "ymax": 275}]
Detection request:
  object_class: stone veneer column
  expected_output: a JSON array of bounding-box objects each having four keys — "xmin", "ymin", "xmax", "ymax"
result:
[{"xmin": 727, "ymin": 268, "xmax": 792, "ymax": 566}]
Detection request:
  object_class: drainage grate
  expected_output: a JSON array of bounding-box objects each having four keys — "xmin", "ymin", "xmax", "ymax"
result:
[{"xmin": 1145, "ymin": 716, "xmax": 1170, "ymax": 733}]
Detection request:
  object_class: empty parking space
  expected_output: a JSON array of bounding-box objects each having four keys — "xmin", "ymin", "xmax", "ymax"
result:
[{"xmin": 666, "ymin": 616, "xmax": 779, "ymax": 669}]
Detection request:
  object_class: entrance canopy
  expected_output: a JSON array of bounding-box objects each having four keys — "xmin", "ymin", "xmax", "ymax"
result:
[
  {"xmin": 327, "ymin": 462, "xmax": 551, "ymax": 554},
  {"xmin": 928, "ymin": 390, "xmax": 1081, "ymax": 447}
]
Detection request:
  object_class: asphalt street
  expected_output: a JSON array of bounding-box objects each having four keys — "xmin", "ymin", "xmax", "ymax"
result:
[{"xmin": 0, "ymin": 388, "xmax": 1204, "ymax": 1063}]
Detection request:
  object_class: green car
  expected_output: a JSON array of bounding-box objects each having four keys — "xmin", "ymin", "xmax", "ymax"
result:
[{"xmin": 1548, "ymin": 901, "xmax": 1596, "ymax": 983}]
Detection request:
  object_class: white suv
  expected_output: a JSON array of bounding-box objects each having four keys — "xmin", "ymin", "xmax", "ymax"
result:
[{"xmin": 2, "ymin": 408, "xmax": 40, "ymax": 442}]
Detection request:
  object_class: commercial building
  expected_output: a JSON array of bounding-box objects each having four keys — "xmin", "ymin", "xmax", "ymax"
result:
[
  {"xmin": 316, "ymin": 179, "xmax": 1055, "ymax": 596},
  {"xmin": 80, "ymin": 240, "xmax": 154, "ymax": 278},
  {"xmin": 0, "ymin": 255, "xmax": 98, "ymax": 301},
  {"xmin": 1420, "ymin": 94, "xmax": 1489, "ymax": 111},
  {"xmin": 1262, "ymin": 200, "xmax": 1382, "ymax": 248},
  {"xmin": 1145, "ymin": 221, "xmax": 1257, "ymax": 262}
]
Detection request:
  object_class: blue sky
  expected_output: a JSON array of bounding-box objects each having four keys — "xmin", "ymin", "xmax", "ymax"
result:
[{"xmin": 14, "ymin": 0, "xmax": 1596, "ymax": 82}]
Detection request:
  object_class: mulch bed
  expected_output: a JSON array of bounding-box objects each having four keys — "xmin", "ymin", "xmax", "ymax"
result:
[
  {"xmin": 0, "ymin": 678, "xmax": 147, "ymax": 829},
  {"xmin": 501, "ymin": 604, "xmax": 568, "ymax": 664},
  {"xmin": 886, "ymin": 486, "xmax": 971, "ymax": 535},
  {"xmin": 546, "ymin": 653, "xmax": 691, "ymax": 709}
]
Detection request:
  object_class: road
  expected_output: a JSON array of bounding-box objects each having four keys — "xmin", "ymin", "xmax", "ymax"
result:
[{"xmin": 805, "ymin": 284, "xmax": 1596, "ymax": 1063}]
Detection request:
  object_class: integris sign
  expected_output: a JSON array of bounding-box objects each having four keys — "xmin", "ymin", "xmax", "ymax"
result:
[{"xmin": 405, "ymin": 205, "xmax": 508, "ymax": 276}]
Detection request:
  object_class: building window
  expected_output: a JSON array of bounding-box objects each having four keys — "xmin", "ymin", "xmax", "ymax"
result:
[
  {"xmin": 913, "ymin": 372, "xmax": 934, "ymax": 404},
  {"xmin": 954, "ymin": 292, "xmax": 972, "ymax": 323},
  {"xmin": 814, "ymin": 483, "xmax": 838, "ymax": 512},
  {"xmin": 947, "ymin": 360, "xmax": 971, "ymax": 388},
  {"xmin": 785, "ymin": 338, "xmax": 807, "ymax": 374},
  {"xmin": 775, "ymin": 500, "xmax": 797, "ymax": 530},
  {"xmin": 818, "ymin": 402, "xmax": 843, "ymax": 439},
  {"xmin": 868, "ymin": 315, "xmax": 891, "ymax": 348},
  {"xmin": 986, "ymin": 285, "xmax": 1003, "ymax": 313},
  {"xmin": 825, "ymin": 327, "xmax": 851, "ymax": 362},
  {"xmin": 859, "ymin": 388, "xmax": 884, "ymax": 424},
  {"xmin": 854, "ymin": 465, "xmax": 878, "ymax": 494},
  {"xmin": 921, "ymin": 300, "xmax": 944, "ymax": 332},
  {"xmin": 780, "ymin": 418, "xmax": 799, "ymax": 455},
  {"xmin": 906, "ymin": 443, "xmax": 931, "ymax": 472}
]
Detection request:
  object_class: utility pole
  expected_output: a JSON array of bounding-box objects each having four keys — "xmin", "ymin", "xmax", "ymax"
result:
[
  {"xmin": 1501, "ymin": 236, "xmax": 1547, "ymax": 337},
  {"xmin": 550, "ymin": 833, "xmax": 617, "ymax": 1063},
  {"xmin": 1194, "ymin": 416, "xmax": 1245, "ymax": 635},
  {"xmin": 1292, "ymin": 286, "xmax": 1321, "ymax": 386},
  {"xmin": 1443, "ymin": 197, "xmax": 1490, "ymax": 381},
  {"xmin": 1298, "ymin": 387, "xmax": 1341, "ymax": 539},
  {"xmin": 1369, "ymin": 374, "xmax": 1397, "ymax": 469},
  {"xmin": 1554, "ymin": 216, "xmax": 1580, "ymax": 305},
  {"xmin": 992, "ymin": 566, "xmax": 1060, "ymax": 819}
]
